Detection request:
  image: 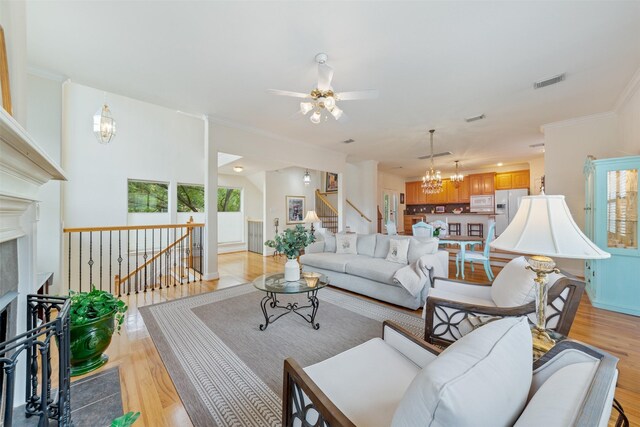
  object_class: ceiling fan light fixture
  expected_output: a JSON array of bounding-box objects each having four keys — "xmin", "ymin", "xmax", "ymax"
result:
[
  {"xmin": 324, "ymin": 96, "xmax": 336, "ymax": 110},
  {"xmin": 330, "ymin": 106, "xmax": 343, "ymax": 120},
  {"xmin": 310, "ymin": 110, "xmax": 322, "ymax": 124},
  {"xmin": 300, "ymin": 102, "xmax": 313, "ymax": 115}
]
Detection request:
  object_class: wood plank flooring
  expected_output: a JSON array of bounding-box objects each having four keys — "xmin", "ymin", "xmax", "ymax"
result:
[{"xmin": 79, "ymin": 251, "xmax": 638, "ymax": 426}]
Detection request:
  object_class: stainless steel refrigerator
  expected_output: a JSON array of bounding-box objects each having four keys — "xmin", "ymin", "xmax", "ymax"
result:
[{"xmin": 494, "ymin": 189, "xmax": 529, "ymax": 236}]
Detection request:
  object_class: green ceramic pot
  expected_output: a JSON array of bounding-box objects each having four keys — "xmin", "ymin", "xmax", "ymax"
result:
[{"xmin": 69, "ymin": 310, "xmax": 115, "ymax": 376}]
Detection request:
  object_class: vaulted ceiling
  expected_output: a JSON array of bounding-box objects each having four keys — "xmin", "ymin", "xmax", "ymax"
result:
[{"xmin": 26, "ymin": 1, "xmax": 640, "ymax": 177}]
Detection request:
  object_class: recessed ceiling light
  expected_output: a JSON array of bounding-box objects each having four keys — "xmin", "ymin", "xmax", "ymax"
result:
[
  {"xmin": 497, "ymin": 163, "xmax": 503, "ymax": 167},
  {"xmin": 233, "ymin": 165, "xmax": 244, "ymax": 172}
]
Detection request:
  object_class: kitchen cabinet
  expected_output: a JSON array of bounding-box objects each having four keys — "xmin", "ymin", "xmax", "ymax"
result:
[
  {"xmin": 495, "ymin": 173, "xmax": 513, "ymax": 190},
  {"xmin": 469, "ymin": 173, "xmax": 495, "ymax": 195},
  {"xmin": 584, "ymin": 155, "xmax": 640, "ymax": 316},
  {"xmin": 406, "ymin": 181, "xmax": 428, "ymax": 205},
  {"xmin": 495, "ymin": 170, "xmax": 530, "ymax": 190},
  {"xmin": 512, "ymin": 170, "xmax": 530, "ymax": 189},
  {"xmin": 446, "ymin": 178, "xmax": 470, "ymax": 203}
]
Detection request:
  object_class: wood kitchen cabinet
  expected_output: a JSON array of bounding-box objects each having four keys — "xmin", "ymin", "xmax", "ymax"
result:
[
  {"xmin": 495, "ymin": 170, "xmax": 530, "ymax": 190},
  {"xmin": 447, "ymin": 178, "xmax": 470, "ymax": 203},
  {"xmin": 406, "ymin": 181, "xmax": 428, "ymax": 205},
  {"xmin": 469, "ymin": 173, "xmax": 495, "ymax": 195},
  {"xmin": 512, "ymin": 170, "xmax": 530, "ymax": 189}
]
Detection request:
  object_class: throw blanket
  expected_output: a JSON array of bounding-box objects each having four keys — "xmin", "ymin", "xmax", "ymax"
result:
[{"xmin": 393, "ymin": 254, "xmax": 446, "ymax": 298}]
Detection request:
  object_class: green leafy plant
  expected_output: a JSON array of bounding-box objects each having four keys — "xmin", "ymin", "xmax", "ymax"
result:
[
  {"xmin": 111, "ymin": 411, "xmax": 141, "ymax": 427},
  {"xmin": 265, "ymin": 225, "xmax": 315, "ymax": 259},
  {"xmin": 69, "ymin": 286, "xmax": 128, "ymax": 333}
]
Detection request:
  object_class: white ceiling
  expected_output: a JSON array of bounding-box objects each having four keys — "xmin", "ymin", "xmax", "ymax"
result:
[
  {"xmin": 26, "ymin": 1, "xmax": 640, "ymax": 177},
  {"xmin": 218, "ymin": 153, "xmax": 291, "ymax": 177}
]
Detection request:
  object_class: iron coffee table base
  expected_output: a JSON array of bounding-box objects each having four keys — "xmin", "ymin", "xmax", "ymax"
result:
[{"xmin": 259, "ymin": 290, "xmax": 320, "ymax": 331}]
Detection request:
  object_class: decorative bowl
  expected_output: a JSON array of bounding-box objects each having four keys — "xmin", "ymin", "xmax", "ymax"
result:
[
  {"xmin": 452, "ymin": 208, "xmax": 463, "ymax": 214},
  {"xmin": 302, "ymin": 272, "xmax": 321, "ymax": 287}
]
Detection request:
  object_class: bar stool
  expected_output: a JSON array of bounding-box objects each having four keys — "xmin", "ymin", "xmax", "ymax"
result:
[
  {"xmin": 448, "ymin": 222, "xmax": 461, "ymax": 236},
  {"xmin": 467, "ymin": 223, "xmax": 484, "ymax": 237}
]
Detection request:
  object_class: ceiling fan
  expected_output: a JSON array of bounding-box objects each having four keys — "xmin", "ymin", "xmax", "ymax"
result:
[{"xmin": 268, "ymin": 53, "xmax": 378, "ymax": 124}]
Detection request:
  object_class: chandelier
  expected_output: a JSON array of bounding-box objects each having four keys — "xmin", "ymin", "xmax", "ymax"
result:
[
  {"xmin": 93, "ymin": 102, "xmax": 116, "ymax": 144},
  {"xmin": 422, "ymin": 129, "xmax": 443, "ymax": 194},
  {"xmin": 451, "ymin": 160, "xmax": 464, "ymax": 188}
]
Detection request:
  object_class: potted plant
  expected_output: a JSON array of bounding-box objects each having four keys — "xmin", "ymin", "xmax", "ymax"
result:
[
  {"xmin": 265, "ymin": 224, "xmax": 315, "ymax": 281},
  {"xmin": 68, "ymin": 286, "xmax": 128, "ymax": 376}
]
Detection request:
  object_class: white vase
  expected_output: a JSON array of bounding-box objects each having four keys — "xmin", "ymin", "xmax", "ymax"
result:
[{"xmin": 284, "ymin": 258, "xmax": 300, "ymax": 282}]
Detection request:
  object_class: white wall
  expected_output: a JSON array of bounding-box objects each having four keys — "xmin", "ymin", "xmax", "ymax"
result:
[
  {"xmin": 27, "ymin": 73, "xmax": 63, "ymax": 292},
  {"xmin": 617, "ymin": 69, "xmax": 640, "ymax": 154},
  {"xmin": 543, "ymin": 112, "xmax": 619, "ymax": 230},
  {"xmin": 528, "ymin": 156, "xmax": 545, "ymax": 195},
  {"xmin": 62, "ymin": 81, "xmax": 205, "ymax": 227},
  {"xmin": 344, "ymin": 161, "xmax": 378, "ymax": 234},
  {"xmin": 217, "ymin": 173, "xmax": 263, "ymax": 251},
  {"xmin": 378, "ymin": 171, "xmax": 406, "ymax": 231},
  {"xmin": 211, "ymin": 120, "xmax": 348, "ymax": 174},
  {"xmin": 264, "ymin": 167, "xmax": 320, "ymax": 254}
]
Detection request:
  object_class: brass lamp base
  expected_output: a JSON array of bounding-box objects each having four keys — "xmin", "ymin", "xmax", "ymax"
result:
[{"xmin": 532, "ymin": 327, "xmax": 556, "ymax": 359}]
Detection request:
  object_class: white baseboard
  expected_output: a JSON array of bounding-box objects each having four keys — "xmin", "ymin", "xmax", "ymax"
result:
[
  {"xmin": 218, "ymin": 242, "xmax": 247, "ymax": 254},
  {"xmin": 203, "ymin": 272, "xmax": 220, "ymax": 281}
]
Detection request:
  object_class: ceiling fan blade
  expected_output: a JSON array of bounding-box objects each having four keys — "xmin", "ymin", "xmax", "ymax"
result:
[
  {"xmin": 317, "ymin": 63, "xmax": 334, "ymax": 91},
  {"xmin": 335, "ymin": 90, "xmax": 379, "ymax": 101},
  {"xmin": 336, "ymin": 111, "xmax": 349, "ymax": 123},
  {"xmin": 267, "ymin": 89, "xmax": 310, "ymax": 98}
]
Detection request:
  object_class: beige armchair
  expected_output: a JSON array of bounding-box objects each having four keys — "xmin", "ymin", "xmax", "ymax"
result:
[
  {"xmin": 423, "ymin": 256, "xmax": 585, "ymax": 346},
  {"xmin": 282, "ymin": 317, "xmax": 623, "ymax": 427}
]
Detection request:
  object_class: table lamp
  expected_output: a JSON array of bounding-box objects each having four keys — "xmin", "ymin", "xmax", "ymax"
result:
[
  {"xmin": 304, "ymin": 210, "xmax": 320, "ymax": 234},
  {"xmin": 490, "ymin": 194, "xmax": 610, "ymax": 354}
]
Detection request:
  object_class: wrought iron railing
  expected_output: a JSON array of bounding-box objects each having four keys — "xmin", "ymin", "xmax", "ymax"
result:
[
  {"xmin": 0, "ymin": 295, "xmax": 71, "ymax": 427},
  {"xmin": 63, "ymin": 219, "xmax": 205, "ymax": 296}
]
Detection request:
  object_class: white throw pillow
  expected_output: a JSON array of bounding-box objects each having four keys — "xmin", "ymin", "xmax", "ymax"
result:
[
  {"xmin": 335, "ymin": 233, "xmax": 358, "ymax": 254},
  {"xmin": 491, "ymin": 256, "xmax": 564, "ymax": 307},
  {"xmin": 323, "ymin": 231, "xmax": 337, "ymax": 253},
  {"xmin": 407, "ymin": 238, "xmax": 439, "ymax": 264},
  {"xmin": 386, "ymin": 238, "xmax": 410, "ymax": 264},
  {"xmin": 391, "ymin": 317, "xmax": 533, "ymax": 427}
]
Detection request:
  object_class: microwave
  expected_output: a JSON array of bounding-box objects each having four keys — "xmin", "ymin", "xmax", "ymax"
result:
[{"xmin": 470, "ymin": 195, "xmax": 494, "ymax": 213}]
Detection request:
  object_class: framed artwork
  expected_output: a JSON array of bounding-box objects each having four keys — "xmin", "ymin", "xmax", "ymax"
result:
[
  {"xmin": 0, "ymin": 26, "xmax": 13, "ymax": 115},
  {"xmin": 400, "ymin": 193, "xmax": 405, "ymax": 204},
  {"xmin": 286, "ymin": 195, "xmax": 305, "ymax": 224},
  {"xmin": 324, "ymin": 172, "xmax": 338, "ymax": 193}
]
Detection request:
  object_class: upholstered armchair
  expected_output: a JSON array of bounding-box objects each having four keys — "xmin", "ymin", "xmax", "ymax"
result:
[
  {"xmin": 423, "ymin": 256, "xmax": 585, "ymax": 346},
  {"xmin": 282, "ymin": 318, "xmax": 623, "ymax": 427}
]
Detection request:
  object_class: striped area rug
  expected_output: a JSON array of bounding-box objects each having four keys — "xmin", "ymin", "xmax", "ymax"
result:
[{"xmin": 140, "ymin": 283, "xmax": 423, "ymax": 427}]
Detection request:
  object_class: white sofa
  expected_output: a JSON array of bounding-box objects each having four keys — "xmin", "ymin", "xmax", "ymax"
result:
[
  {"xmin": 283, "ymin": 317, "xmax": 621, "ymax": 427},
  {"xmin": 300, "ymin": 233, "xmax": 449, "ymax": 310}
]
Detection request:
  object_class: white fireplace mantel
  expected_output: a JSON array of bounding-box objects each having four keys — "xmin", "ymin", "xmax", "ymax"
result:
[{"xmin": 0, "ymin": 108, "xmax": 66, "ymax": 243}]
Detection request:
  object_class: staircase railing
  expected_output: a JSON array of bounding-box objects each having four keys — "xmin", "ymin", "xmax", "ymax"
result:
[
  {"xmin": 63, "ymin": 219, "xmax": 204, "ymax": 296},
  {"xmin": 0, "ymin": 295, "xmax": 71, "ymax": 427},
  {"xmin": 346, "ymin": 199, "xmax": 372, "ymax": 223},
  {"xmin": 315, "ymin": 190, "xmax": 338, "ymax": 233}
]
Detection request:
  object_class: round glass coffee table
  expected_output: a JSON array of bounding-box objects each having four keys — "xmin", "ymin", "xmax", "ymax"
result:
[{"xmin": 252, "ymin": 272, "xmax": 328, "ymax": 331}]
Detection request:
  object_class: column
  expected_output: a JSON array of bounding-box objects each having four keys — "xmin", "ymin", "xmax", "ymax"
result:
[{"xmin": 203, "ymin": 116, "xmax": 219, "ymax": 280}]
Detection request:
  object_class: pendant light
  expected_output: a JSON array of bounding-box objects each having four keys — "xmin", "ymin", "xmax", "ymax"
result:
[
  {"xmin": 303, "ymin": 169, "xmax": 311, "ymax": 186},
  {"xmin": 421, "ymin": 129, "xmax": 443, "ymax": 194},
  {"xmin": 451, "ymin": 160, "xmax": 464, "ymax": 188},
  {"xmin": 93, "ymin": 94, "xmax": 116, "ymax": 144}
]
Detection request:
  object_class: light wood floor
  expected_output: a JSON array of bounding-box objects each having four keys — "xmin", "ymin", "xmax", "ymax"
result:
[{"xmin": 81, "ymin": 252, "xmax": 638, "ymax": 427}]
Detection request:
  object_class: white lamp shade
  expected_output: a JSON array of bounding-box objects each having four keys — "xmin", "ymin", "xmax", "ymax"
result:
[
  {"xmin": 490, "ymin": 195, "xmax": 610, "ymax": 260},
  {"xmin": 304, "ymin": 210, "xmax": 320, "ymax": 223}
]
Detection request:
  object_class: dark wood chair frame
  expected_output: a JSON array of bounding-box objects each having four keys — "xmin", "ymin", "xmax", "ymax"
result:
[
  {"xmin": 424, "ymin": 276, "xmax": 585, "ymax": 347},
  {"xmin": 282, "ymin": 321, "xmax": 623, "ymax": 427}
]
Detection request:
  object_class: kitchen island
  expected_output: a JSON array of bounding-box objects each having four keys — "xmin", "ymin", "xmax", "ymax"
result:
[{"xmin": 405, "ymin": 213, "xmax": 495, "ymax": 236}]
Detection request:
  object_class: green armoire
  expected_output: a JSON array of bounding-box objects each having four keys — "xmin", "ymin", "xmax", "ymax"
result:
[{"xmin": 584, "ymin": 155, "xmax": 639, "ymax": 316}]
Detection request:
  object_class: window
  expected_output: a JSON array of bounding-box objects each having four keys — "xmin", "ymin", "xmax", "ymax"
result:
[
  {"xmin": 177, "ymin": 184, "xmax": 205, "ymax": 212},
  {"xmin": 128, "ymin": 180, "xmax": 168, "ymax": 213},
  {"xmin": 218, "ymin": 187, "xmax": 241, "ymax": 212}
]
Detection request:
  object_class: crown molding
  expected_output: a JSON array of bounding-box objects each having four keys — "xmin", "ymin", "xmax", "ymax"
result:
[
  {"xmin": 540, "ymin": 111, "xmax": 617, "ymax": 133},
  {"xmin": 614, "ymin": 66, "xmax": 640, "ymax": 112}
]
